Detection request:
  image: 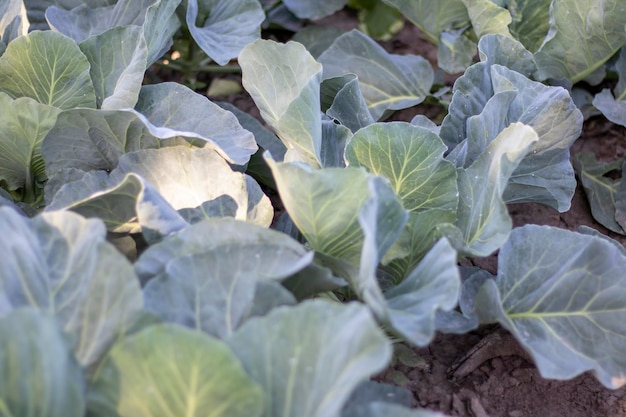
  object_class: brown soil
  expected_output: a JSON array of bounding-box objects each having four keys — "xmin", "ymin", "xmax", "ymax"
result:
[{"xmin": 204, "ymin": 9, "xmax": 626, "ymax": 417}]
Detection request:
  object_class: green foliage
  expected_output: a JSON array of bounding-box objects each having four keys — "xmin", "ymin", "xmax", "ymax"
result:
[{"xmin": 2, "ymin": 2, "xmax": 626, "ymax": 416}]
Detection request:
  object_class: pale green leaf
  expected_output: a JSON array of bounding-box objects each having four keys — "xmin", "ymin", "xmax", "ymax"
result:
[
  {"xmin": 385, "ymin": 238, "xmax": 460, "ymax": 346},
  {"xmin": 135, "ymin": 218, "xmax": 309, "ymax": 283},
  {"xmin": 318, "ymin": 30, "xmax": 434, "ymax": 120},
  {"xmin": 476, "ymin": 225, "xmax": 626, "ymax": 389},
  {"xmin": 0, "ymin": 208, "xmax": 143, "ymax": 366},
  {"xmin": 186, "ymin": 0, "xmax": 264, "ymax": 66},
  {"xmin": 136, "ymin": 83, "xmax": 258, "ymax": 166},
  {"xmin": 227, "ymin": 300, "xmax": 392, "ymax": 417},
  {"xmin": 241, "ymin": 39, "xmax": 323, "ymax": 168},
  {"xmin": 0, "ymin": 30, "xmax": 95, "ymax": 109},
  {"xmin": 0, "ymin": 94, "xmax": 60, "ymax": 203},
  {"xmin": 345, "ymin": 122, "xmax": 458, "ymax": 212},
  {"xmin": 534, "ymin": 0, "xmax": 626, "ymax": 82},
  {"xmin": 79, "ymin": 26, "xmax": 147, "ymax": 110},
  {"xmin": 461, "ymin": 0, "xmax": 512, "ymax": 38},
  {"xmin": 49, "ymin": 173, "xmax": 187, "ymax": 236},
  {"xmin": 0, "ymin": 309, "xmax": 85, "ymax": 417},
  {"xmin": 49, "ymin": 147, "xmax": 273, "ymax": 231},
  {"xmin": 266, "ymin": 158, "xmax": 370, "ymax": 264},
  {"xmin": 142, "ymin": 0, "xmax": 182, "ymax": 65},
  {"xmin": 455, "ymin": 123, "xmax": 538, "ymax": 256},
  {"xmin": 88, "ymin": 324, "xmax": 263, "ymax": 417},
  {"xmin": 382, "ymin": 0, "xmax": 469, "ymax": 45}
]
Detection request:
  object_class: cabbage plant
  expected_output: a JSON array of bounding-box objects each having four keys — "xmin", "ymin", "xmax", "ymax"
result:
[{"xmin": 1, "ymin": 1, "xmax": 626, "ymax": 416}]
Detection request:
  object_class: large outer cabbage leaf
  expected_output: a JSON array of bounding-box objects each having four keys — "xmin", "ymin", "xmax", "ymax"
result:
[
  {"xmin": 240, "ymin": 39, "xmax": 323, "ymax": 168},
  {"xmin": 534, "ymin": 0, "xmax": 626, "ymax": 83},
  {"xmin": 140, "ymin": 219, "xmax": 310, "ymax": 337},
  {"xmin": 227, "ymin": 300, "xmax": 392, "ymax": 417},
  {"xmin": 0, "ymin": 30, "xmax": 96, "ymax": 109},
  {"xmin": 48, "ymin": 172, "xmax": 188, "ymax": 236},
  {"xmin": 135, "ymin": 82, "xmax": 258, "ymax": 166},
  {"xmin": 47, "ymin": 0, "xmax": 180, "ymax": 66},
  {"xmin": 79, "ymin": 26, "xmax": 147, "ymax": 110},
  {"xmin": 48, "ymin": 147, "xmax": 273, "ymax": 233},
  {"xmin": 46, "ymin": 0, "xmax": 154, "ymax": 42},
  {"xmin": 455, "ymin": 123, "xmax": 538, "ymax": 257},
  {"xmin": 0, "ymin": 208, "xmax": 143, "ymax": 367},
  {"xmin": 0, "ymin": 309, "xmax": 85, "ymax": 417},
  {"xmin": 345, "ymin": 122, "xmax": 458, "ymax": 213},
  {"xmin": 186, "ymin": 0, "xmax": 265, "ymax": 66},
  {"xmin": 381, "ymin": 0, "xmax": 469, "ymax": 45},
  {"xmin": 267, "ymin": 158, "xmax": 370, "ymax": 264},
  {"xmin": 442, "ymin": 35, "xmax": 581, "ymax": 212},
  {"xmin": 476, "ymin": 225, "xmax": 626, "ymax": 389},
  {"xmin": 88, "ymin": 324, "xmax": 263, "ymax": 417},
  {"xmin": 318, "ymin": 30, "xmax": 434, "ymax": 121}
]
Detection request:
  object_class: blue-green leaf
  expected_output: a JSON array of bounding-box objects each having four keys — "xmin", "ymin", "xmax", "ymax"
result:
[
  {"xmin": 318, "ymin": 30, "xmax": 434, "ymax": 120},
  {"xmin": 79, "ymin": 26, "xmax": 147, "ymax": 110},
  {"xmin": 136, "ymin": 83, "xmax": 258, "ymax": 166},
  {"xmin": 186, "ymin": 0, "xmax": 265, "ymax": 66},
  {"xmin": 476, "ymin": 225, "xmax": 626, "ymax": 389},
  {"xmin": 46, "ymin": 0, "xmax": 154, "ymax": 42},
  {"xmin": 0, "ymin": 309, "xmax": 85, "ymax": 417},
  {"xmin": 455, "ymin": 123, "xmax": 538, "ymax": 256},
  {"xmin": 0, "ymin": 208, "xmax": 143, "ymax": 366},
  {"xmin": 88, "ymin": 324, "xmax": 263, "ymax": 417},
  {"xmin": 227, "ymin": 300, "xmax": 392, "ymax": 417}
]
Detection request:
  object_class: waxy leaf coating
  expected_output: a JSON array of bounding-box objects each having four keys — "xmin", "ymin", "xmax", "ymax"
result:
[{"xmin": 477, "ymin": 225, "xmax": 626, "ymax": 389}]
